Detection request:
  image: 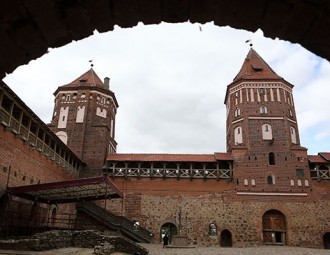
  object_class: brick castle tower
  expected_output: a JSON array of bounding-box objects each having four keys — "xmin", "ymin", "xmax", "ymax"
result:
[
  {"xmin": 225, "ymin": 47, "xmax": 311, "ymax": 195},
  {"xmin": 49, "ymin": 67, "xmax": 118, "ymax": 177}
]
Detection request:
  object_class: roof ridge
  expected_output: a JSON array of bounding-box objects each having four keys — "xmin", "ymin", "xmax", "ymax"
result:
[
  {"xmin": 61, "ymin": 68, "xmax": 105, "ymax": 88},
  {"xmin": 233, "ymin": 48, "xmax": 283, "ymax": 82}
]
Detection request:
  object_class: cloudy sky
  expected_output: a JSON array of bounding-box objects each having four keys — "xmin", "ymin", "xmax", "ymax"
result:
[{"xmin": 3, "ymin": 22, "xmax": 330, "ymax": 155}]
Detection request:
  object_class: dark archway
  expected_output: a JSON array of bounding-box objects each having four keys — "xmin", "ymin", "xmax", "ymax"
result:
[
  {"xmin": 0, "ymin": 1, "xmax": 329, "ymax": 81},
  {"xmin": 269, "ymin": 152, "xmax": 275, "ymax": 165},
  {"xmin": 220, "ymin": 229, "xmax": 233, "ymax": 247},
  {"xmin": 160, "ymin": 222, "xmax": 177, "ymax": 244},
  {"xmin": 262, "ymin": 209, "xmax": 286, "ymax": 245},
  {"xmin": 324, "ymin": 232, "xmax": 330, "ymax": 249}
]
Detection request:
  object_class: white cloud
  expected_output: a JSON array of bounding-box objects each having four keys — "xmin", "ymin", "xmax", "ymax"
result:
[{"xmin": 3, "ymin": 22, "xmax": 330, "ymax": 155}]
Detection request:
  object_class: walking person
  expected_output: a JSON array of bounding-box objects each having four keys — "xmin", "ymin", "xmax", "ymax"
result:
[{"xmin": 163, "ymin": 233, "xmax": 169, "ymax": 248}]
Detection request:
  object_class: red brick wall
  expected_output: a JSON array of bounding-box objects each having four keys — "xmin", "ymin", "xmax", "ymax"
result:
[
  {"xmin": 0, "ymin": 125, "xmax": 74, "ymax": 190},
  {"xmin": 106, "ymin": 176, "xmax": 329, "ymax": 247},
  {"xmin": 50, "ymin": 87, "xmax": 117, "ymax": 177}
]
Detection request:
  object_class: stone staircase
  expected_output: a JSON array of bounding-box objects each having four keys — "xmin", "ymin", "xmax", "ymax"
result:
[{"xmin": 76, "ymin": 202, "xmax": 152, "ymax": 243}]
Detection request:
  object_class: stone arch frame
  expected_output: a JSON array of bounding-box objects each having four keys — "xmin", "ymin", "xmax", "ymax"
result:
[
  {"xmin": 262, "ymin": 209, "xmax": 287, "ymax": 245},
  {"xmin": 160, "ymin": 221, "xmax": 178, "ymax": 244},
  {"xmin": 219, "ymin": 228, "xmax": 234, "ymax": 247},
  {"xmin": 259, "ymin": 206, "xmax": 292, "ymax": 243},
  {"xmin": 323, "ymin": 231, "xmax": 330, "ymax": 249},
  {"xmin": 1, "ymin": 1, "xmax": 329, "ymax": 81}
]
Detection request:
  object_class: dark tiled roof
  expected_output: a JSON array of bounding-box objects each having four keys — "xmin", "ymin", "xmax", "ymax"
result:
[
  {"xmin": 233, "ymin": 48, "xmax": 283, "ymax": 81},
  {"xmin": 319, "ymin": 152, "xmax": 330, "ymax": 161},
  {"xmin": 107, "ymin": 153, "xmax": 232, "ymax": 162},
  {"xmin": 308, "ymin": 155, "xmax": 328, "ymax": 163},
  {"xmin": 214, "ymin": 152, "xmax": 233, "ymax": 161},
  {"xmin": 61, "ymin": 68, "xmax": 104, "ymax": 88}
]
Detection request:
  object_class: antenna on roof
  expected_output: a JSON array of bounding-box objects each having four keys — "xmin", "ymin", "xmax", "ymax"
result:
[{"xmin": 245, "ymin": 39, "xmax": 253, "ymax": 47}]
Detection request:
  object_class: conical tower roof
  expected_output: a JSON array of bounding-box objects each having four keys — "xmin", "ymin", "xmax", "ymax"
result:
[
  {"xmin": 61, "ymin": 68, "xmax": 104, "ymax": 88},
  {"xmin": 233, "ymin": 48, "xmax": 282, "ymax": 81}
]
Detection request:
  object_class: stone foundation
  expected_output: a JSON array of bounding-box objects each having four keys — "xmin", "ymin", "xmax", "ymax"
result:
[{"xmin": 0, "ymin": 230, "xmax": 148, "ymax": 255}]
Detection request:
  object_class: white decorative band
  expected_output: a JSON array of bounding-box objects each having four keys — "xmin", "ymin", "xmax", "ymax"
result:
[
  {"xmin": 237, "ymin": 192, "xmax": 307, "ymax": 196},
  {"xmin": 232, "ymin": 118, "xmax": 244, "ymax": 124},
  {"xmin": 248, "ymin": 117, "xmax": 284, "ymax": 120}
]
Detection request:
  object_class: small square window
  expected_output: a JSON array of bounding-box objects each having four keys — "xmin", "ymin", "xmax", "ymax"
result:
[{"xmin": 296, "ymin": 169, "xmax": 304, "ymax": 177}]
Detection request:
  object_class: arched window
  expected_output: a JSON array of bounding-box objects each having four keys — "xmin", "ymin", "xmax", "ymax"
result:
[
  {"xmin": 244, "ymin": 178, "xmax": 248, "ymax": 186},
  {"xmin": 269, "ymin": 152, "xmax": 275, "ymax": 165},
  {"xmin": 260, "ymin": 105, "xmax": 267, "ymax": 114},
  {"xmin": 290, "ymin": 127, "xmax": 297, "ymax": 144},
  {"xmin": 209, "ymin": 223, "xmax": 217, "ymax": 236},
  {"xmin": 297, "ymin": 179, "xmax": 302, "ymax": 186},
  {"xmin": 290, "ymin": 179, "xmax": 295, "ymax": 186},
  {"xmin": 234, "ymin": 126, "xmax": 243, "ymax": 145},
  {"xmin": 267, "ymin": 175, "xmax": 275, "ymax": 185},
  {"xmin": 288, "ymin": 108, "xmax": 293, "ymax": 117},
  {"xmin": 234, "ymin": 108, "xmax": 240, "ymax": 117},
  {"xmin": 251, "ymin": 178, "xmax": 256, "ymax": 186},
  {"xmin": 259, "ymin": 88, "xmax": 265, "ymax": 95},
  {"xmin": 304, "ymin": 179, "xmax": 309, "ymax": 187},
  {"xmin": 262, "ymin": 124, "xmax": 273, "ymax": 140}
]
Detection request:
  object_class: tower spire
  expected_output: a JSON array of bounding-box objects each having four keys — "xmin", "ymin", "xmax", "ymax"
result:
[{"xmin": 233, "ymin": 48, "xmax": 282, "ymax": 82}]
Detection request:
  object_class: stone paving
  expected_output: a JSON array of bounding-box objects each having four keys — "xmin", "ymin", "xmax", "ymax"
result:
[
  {"xmin": 140, "ymin": 244, "xmax": 330, "ymax": 255},
  {"xmin": 0, "ymin": 244, "xmax": 329, "ymax": 255}
]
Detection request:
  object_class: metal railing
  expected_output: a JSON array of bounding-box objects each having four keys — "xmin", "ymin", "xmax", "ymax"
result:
[
  {"xmin": 105, "ymin": 165, "xmax": 232, "ymax": 180},
  {"xmin": 0, "ymin": 108, "xmax": 79, "ymax": 177},
  {"xmin": 76, "ymin": 202, "xmax": 152, "ymax": 243}
]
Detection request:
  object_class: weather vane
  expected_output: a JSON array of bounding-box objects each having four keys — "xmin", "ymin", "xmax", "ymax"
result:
[
  {"xmin": 89, "ymin": 59, "xmax": 94, "ymax": 68},
  {"xmin": 245, "ymin": 39, "xmax": 253, "ymax": 47}
]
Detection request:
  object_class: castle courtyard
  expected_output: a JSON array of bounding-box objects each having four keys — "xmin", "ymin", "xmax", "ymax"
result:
[{"xmin": 0, "ymin": 244, "xmax": 330, "ymax": 255}]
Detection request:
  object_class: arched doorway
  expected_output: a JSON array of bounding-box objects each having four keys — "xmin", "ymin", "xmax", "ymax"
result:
[
  {"xmin": 160, "ymin": 222, "xmax": 178, "ymax": 244},
  {"xmin": 220, "ymin": 229, "xmax": 232, "ymax": 247},
  {"xmin": 262, "ymin": 210, "xmax": 286, "ymax": 245},
  {"xmin": 324, "ymin": 232, "xmax": 330, "ymax": 249}
]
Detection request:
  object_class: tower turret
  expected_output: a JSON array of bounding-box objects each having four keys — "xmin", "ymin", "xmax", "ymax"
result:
[
  {"xmin": 225, "ymin": 48, "xmax": 310, "ymax": 193},
  {"xmin": 49, "ymin": 68, "xmax": 118, "ymax": 177},
  {"xmin": 225, "ymin": 48, "xmax": 301, "ymax": 153}
]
